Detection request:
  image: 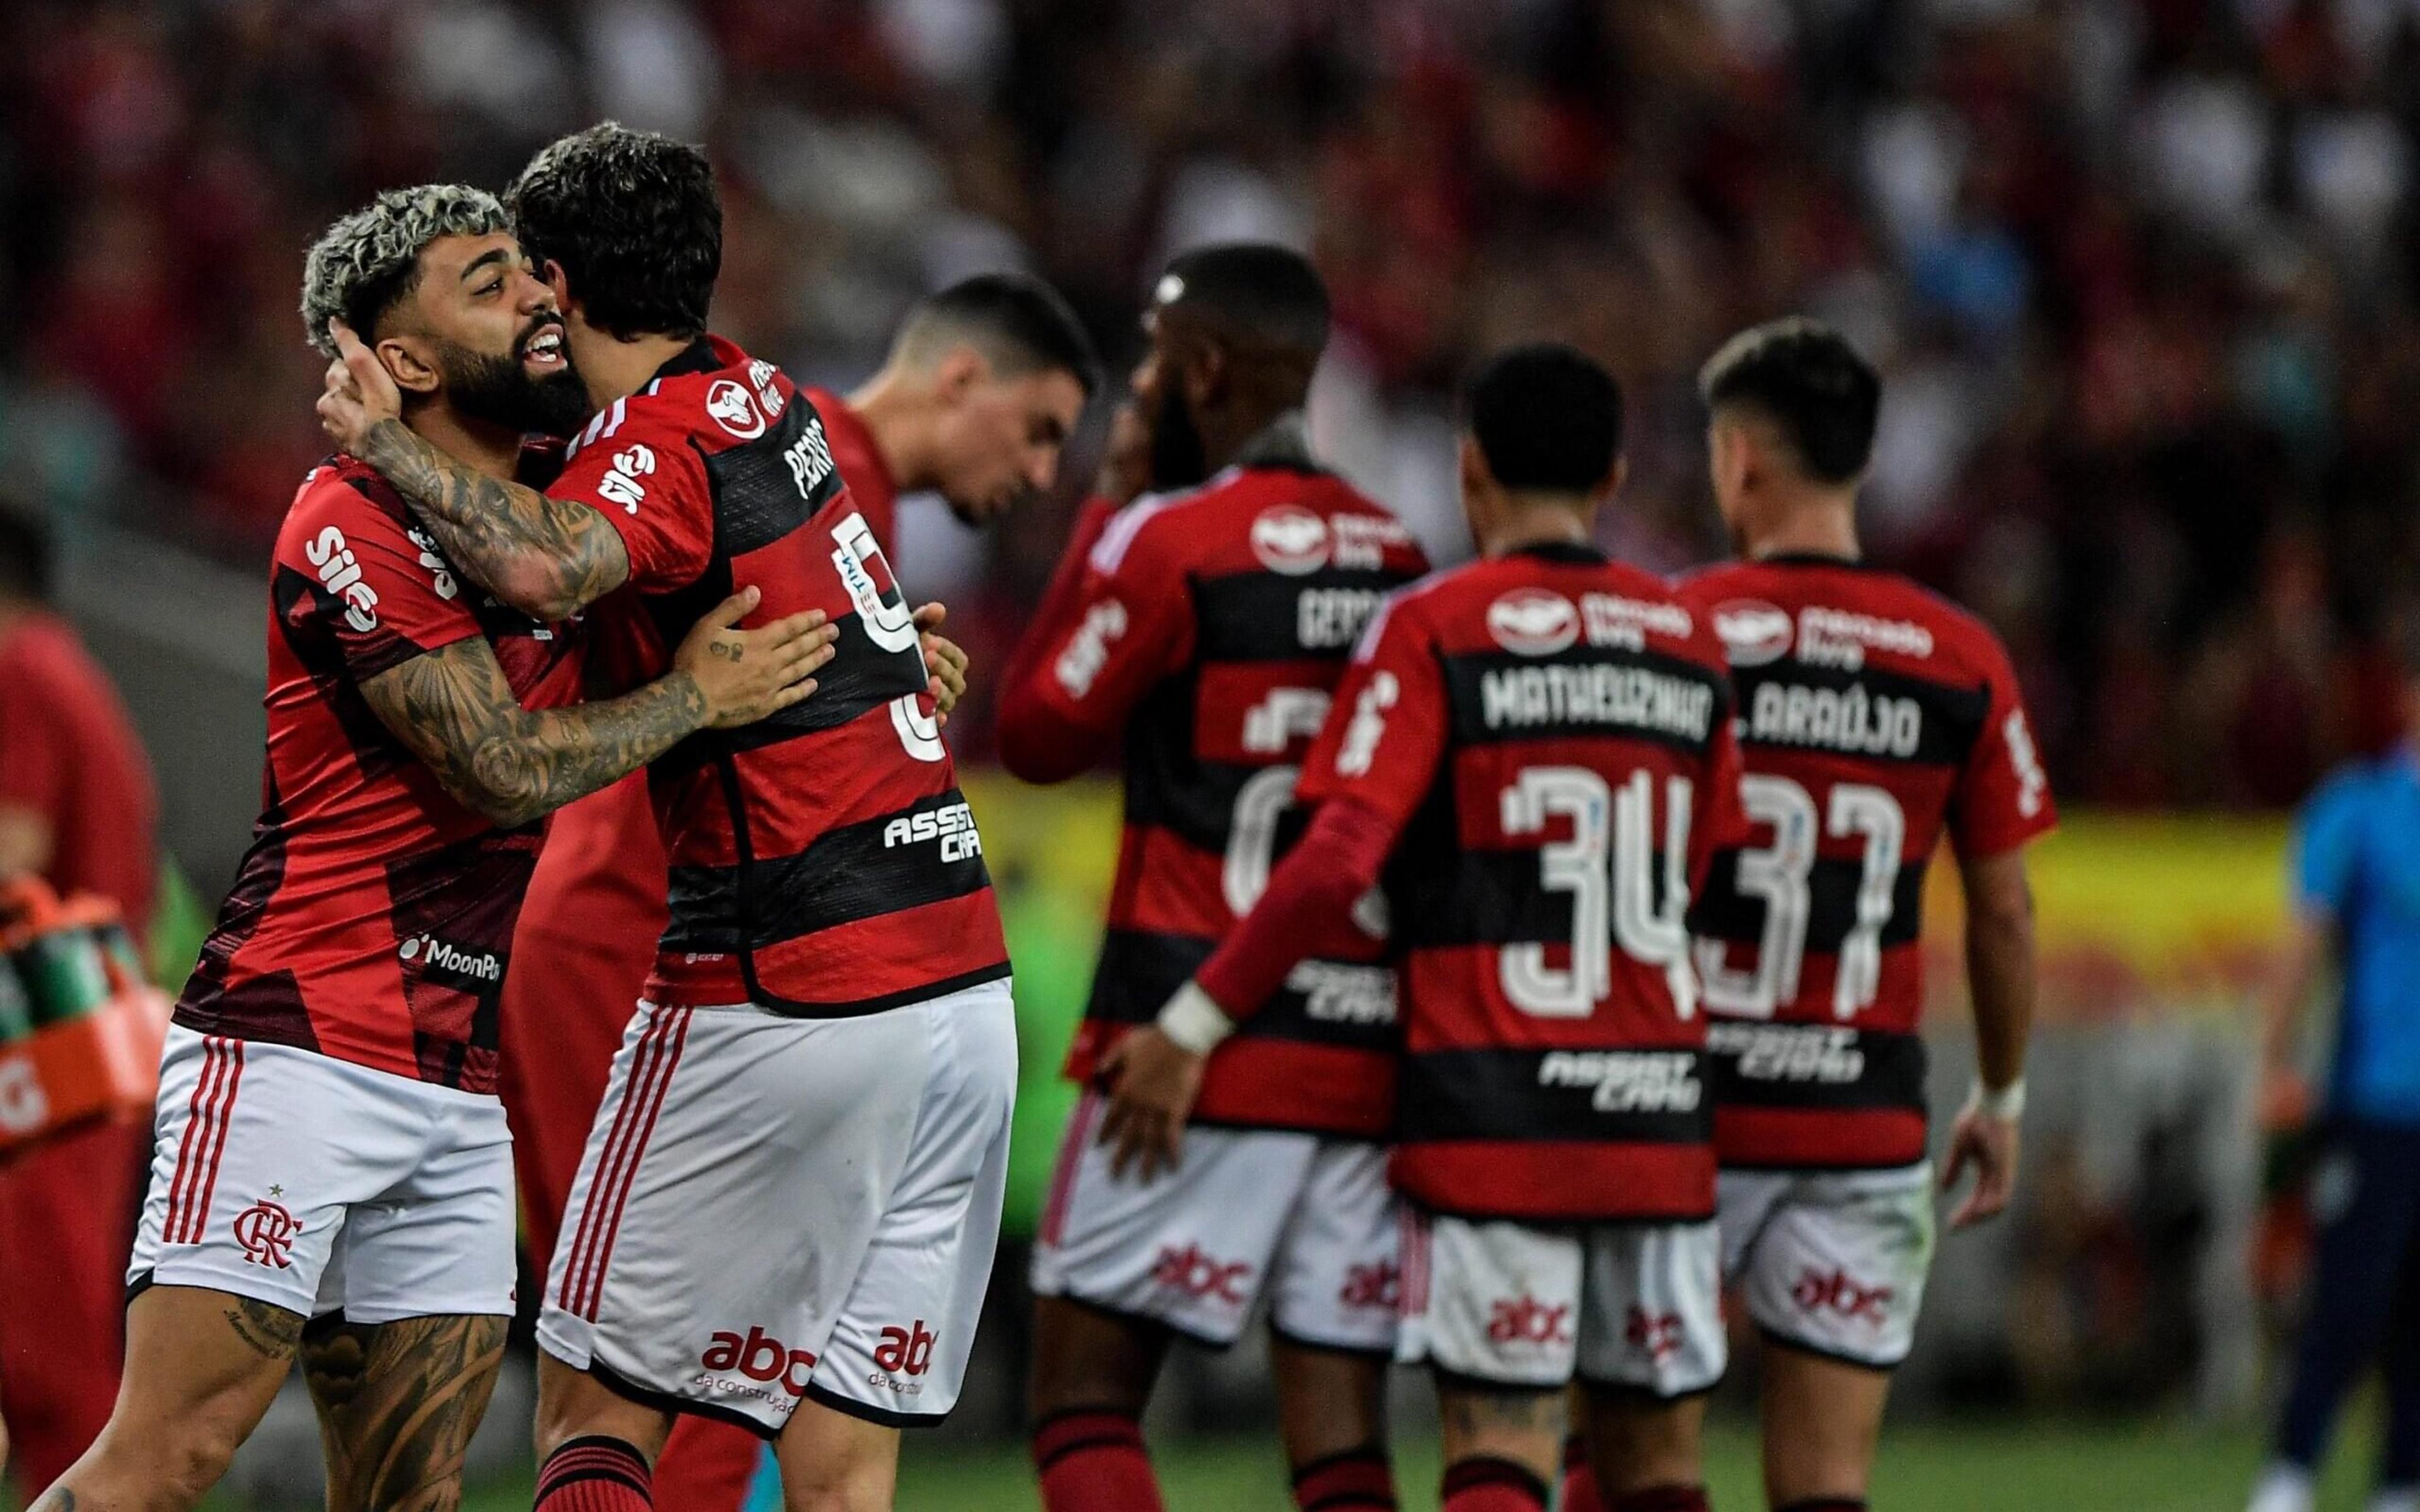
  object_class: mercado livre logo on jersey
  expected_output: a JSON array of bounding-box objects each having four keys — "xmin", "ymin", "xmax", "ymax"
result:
[
  {"xmin": 1487, "ymin": 588, "xmax": 1581, "ymax": 656},
  {"xmin": 1250, "ymin": 503, "xmax": 1331, "ymax": 575},
  {"xmin": 1711, "ymin": 598, "xmax": 1793, "ymax": 667}
]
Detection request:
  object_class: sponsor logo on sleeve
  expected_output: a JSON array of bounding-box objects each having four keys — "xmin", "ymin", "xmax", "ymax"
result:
[
  {"xmin": 1055, "ymin": 599, "xmax": 1128, "ymax": 699},
  {"xmin": 304, "ymin": 526, "xmax": 381, "ymax": 633},
  {"xmin": 1486, "ymin": 588, "xmax": 1580, "ymax": 656},
  {"xmin": 1250, "ymin": 505, "xmax": 1331, "ymax": 576},
  {"xmin": 403, "ymin": 526, "xmax": 458, "ymax": 600},
  {"xmin": 705, "ymin": 379, "xmax": 766, "ymax": 440},
  {"xmin": 597, "ymin": 444, "xmax": 655, "ymax": 513}
]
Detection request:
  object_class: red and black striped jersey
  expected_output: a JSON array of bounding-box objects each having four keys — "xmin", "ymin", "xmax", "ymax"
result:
[
  {"xmin": 1294, "ymin": 543, "xmax": 1746, "ymax": 1222},
  {"xmin": 553, "ymin": 336, "xmax": 1007, "ymax": 1014},
  {"xmin": 1011, "ymin": 454, "xmax": 1428, "ymax": 1137},
  {"xmin": 1674, "ymin": 557, "xmax": 2056, "ymax": 1171},
  {"xmin": 803, "ymin": 387, "xmax": 899, "ymax": 558},
  {"xmin": 175, "ymin": 457, "xmax": 587, "ymax": 1095}
]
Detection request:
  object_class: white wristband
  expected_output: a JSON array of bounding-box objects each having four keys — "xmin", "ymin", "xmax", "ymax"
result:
[
  {"xmin": 1966, "ymin": 1077, "xmax": 2026, "ymax": 1122},
  {"xmin": 1156, "ymin": 981, "xmax": 1236, "ymax": 1056}
]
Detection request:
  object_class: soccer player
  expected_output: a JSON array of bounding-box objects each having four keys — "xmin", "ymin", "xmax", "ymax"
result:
[
  {"xmin": 1109, "ymin": 344, "xmax": 1746, "ymax": 1512},
  {"xmin": 998, "ymin": 244, "xmax": 1429, "ymax": 1512},
  {"xmin": 1565, "ymin": 319, "xmax": 2052, "ymax": 1512},
  {"xmin": 317, "ymin": 125, "xmax": 1017, "ymax": 1512},
  {"xmin": 32, "ymin": 185, "xmax": 833, "ymax": 1512},
  {"xmin": 495, "ymin": 270, "xmax": 1094, "ymax": 1512},
  {"xmin": 2246, "ymin": 638, "xmax": 2420, "ymax": 1512}
]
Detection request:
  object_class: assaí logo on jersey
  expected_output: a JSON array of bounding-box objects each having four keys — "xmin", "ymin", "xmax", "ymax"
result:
[
  {"xmin": 1487, "ymin": 588, "xmax": 1580, "ymax": 656},
  {"xmin": 304, "ymin": 527, "xmax": 380, "ymax": 633},
  {"xmin": 1711, "ymin": 598, "xmax": 1793, "ymax": 667},
  {"xmin": 1250, "ymin": 504, "xmax": 1330, "ymax": 576},
  {"xmin": 397, "ymin": 933, "xmax": 503, "ymax": 985}
]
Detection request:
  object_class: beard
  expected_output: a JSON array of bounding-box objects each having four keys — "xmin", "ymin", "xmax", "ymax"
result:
[
  {"xmin": 1148, "ymin": 386, "xmax": 1210, "ymax": 491},
  {"xmin": 436, "ymin": 336, "xmax": 590, "ymax": 438}
]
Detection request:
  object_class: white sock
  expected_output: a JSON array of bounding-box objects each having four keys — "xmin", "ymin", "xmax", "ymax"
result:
[
  {"xmin": 2249, "ymin": 1464, "xmax": 2316, "ymax": 1512},
  {"xmin": 2369, "ymin": 1485, "xmax": 2420, "ymax": 1512}
]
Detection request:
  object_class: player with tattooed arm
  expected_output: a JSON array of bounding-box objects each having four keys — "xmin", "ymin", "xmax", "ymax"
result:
[
  {"xmin": 318, "ymin": 126, "xmax": 1017, "ymax": 1512},
  {"xmin": 32, "ymin": 186, "xmax": 834, "ymax": 1512}
]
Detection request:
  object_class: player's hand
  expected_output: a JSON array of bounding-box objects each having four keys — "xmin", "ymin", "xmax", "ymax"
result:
[
  {"xmin": 1940, "ymin": 1105, "xmax": 2020, "ymax": 1230},
  {"xmin": 317, "ymin": 319, "xmax": 405, "ymax": 455},
  {"xmin": 1097, "ymin": 1026, "xmax": 1204, "ymax": 1183},
  {"xmin": 1094, "ymin": 401, "xmax": 1151, "ymax": 506},
  {"xmin": 914, "ymin": 602, "xmax": 968, "ymax": 722},
  {"xmin": 673, "ymin": 587, "xmax": 839, "ymax": 729}
]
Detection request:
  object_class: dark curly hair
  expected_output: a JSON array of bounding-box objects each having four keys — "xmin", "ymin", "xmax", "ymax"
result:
[{"xmin": 505, "ymin": 123, "xmax": 720, "ymax": 341}]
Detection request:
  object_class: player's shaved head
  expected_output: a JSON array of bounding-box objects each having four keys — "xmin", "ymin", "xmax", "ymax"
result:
[
  {"xmin": 299, "ymin": 184, "xmax": 510, "ymax": 358},
  {"xmin": 892, "ymin": 273, "xmax": 1100, "ymax": 398},
  {"xmin": 1698, "ymin": 317, "xmax": 1881, "ymax": 484},
  {"xmin": 1152, "ymin": 243, "xmax": 1332, "ymax": 360},
  {"xmin": 1465, "ymin": 344, "xmax": 1625, "ymax": 498}
]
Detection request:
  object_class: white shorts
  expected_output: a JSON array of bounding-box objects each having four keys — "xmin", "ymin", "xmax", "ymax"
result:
[
  {"xmin": 1395, "ymin": 1209, "xmax": 1725, "ymax": 1397},
  {"xmin": 1718, "ymin": 1162, "xmax": 1935, "ymax": 1368},
  {"xmin": 126, "ymin": 1027, "xmax": 516, "ymax": 1322},
  {"xmin": 538, "ymin": 980, "xmax": 1017, "ymax": 1433},
  {"xmin": 1029, "ymin": 1096, "xmax": 1400, "ymax": 1353}
]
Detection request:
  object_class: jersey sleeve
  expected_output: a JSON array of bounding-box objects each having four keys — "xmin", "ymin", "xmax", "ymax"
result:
[
  {"xmin": 548, "ymin": 408, "xmax": 715, "ymax": 592},
  {"xmin": 1949, "ymin": 639, "xmax": 2058, "ymax": 858},
  {"xmin": 1295, "ymin": 590, "xmax": 1450, "ymax": 827},
  {"xmin": 2293, "ymin": 772, "xmax": 2367, "ymax": 918},
  {"xmin": 284, "ymin": 483, "xmax": 484, "ymax": 682},
  {"xmin": 998, "ymin": 498, "xmax": 1197, "ymax": 764},
  {"xmin": 1690, "ymin": 667, "xmax": 1751, "ymax": 890}
]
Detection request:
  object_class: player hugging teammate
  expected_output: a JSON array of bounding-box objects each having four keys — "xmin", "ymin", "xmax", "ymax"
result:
[{"xmin": 26, "ymin": 119, "xmax": 2050, "ymax": 1512}]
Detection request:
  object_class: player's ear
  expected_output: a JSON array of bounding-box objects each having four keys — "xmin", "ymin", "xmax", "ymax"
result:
[
  {"xmin": 935, "ymin": 345, "xmax": 986, "ymax": 403},
  {"xmin": 539, "ymin": 258, "xmax": 572, "ymax": 307},
  {"xmin": 1596, "ymin": 455, "xmax": 1629, "ymax": 505},
  {"xmin": 1185, "ymin": 340, "xmax": 1227, "ymax": 410},
  {"xmin": 379, "ymin": 336, "xmax": 442, "ymax": 398}
]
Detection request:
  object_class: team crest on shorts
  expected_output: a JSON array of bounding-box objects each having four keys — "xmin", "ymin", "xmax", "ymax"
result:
[{"xmin": 233, "ymin": 1188, "xmax": 300, "ymax": 1269}]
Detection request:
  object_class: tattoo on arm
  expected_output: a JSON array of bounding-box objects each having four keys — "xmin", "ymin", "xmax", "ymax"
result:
[
  {"xmin": 357, "ymin": 418, "xmax": 629, "ymax": 620},
  {"xmin": 304, "ymin": 1314, "xmax": 507, "ymax": 1512},
  {"xmin": 360, "ymin": 638, "xmax": 708, "ymax": 828},
  {"xmin": 223, "ymin": 1296, "xmax": 306, "ymax": 1360},
  {"xmin": 30, "ymin": 1491, "xmax": 78, "ymax": 1511}
]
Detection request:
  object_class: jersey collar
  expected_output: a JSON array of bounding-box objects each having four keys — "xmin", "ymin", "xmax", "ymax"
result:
[
  {"xmin": 652, "ymin": 335, "xmax": 728, "ymax": 382},
  {"xmin": 1233, "ymin": 411, "xmax": 1327, "ymax": 474},
  {"xmin": 1511, "ymin": 540, "xmax": 1607, "ymax": 566},
  {"xmin": 1757, "ymin": 550, "xmax": 1869, "ymax": 569}
]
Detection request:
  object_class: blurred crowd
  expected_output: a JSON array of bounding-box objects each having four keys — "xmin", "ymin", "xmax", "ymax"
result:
[{"xmin": 5, "ymin": 0, "xmax": 2420, "ymax": 805}]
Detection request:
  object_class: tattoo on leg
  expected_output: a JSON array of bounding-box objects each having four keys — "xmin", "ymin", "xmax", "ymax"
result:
[
  {"xmin": 224, "ymin": 1297, "xmax": 306, "ymax": 1359},
  {"xmin": 30, "ymin": 1491, "xmax": 78, "ymax": 1511},
  {"xmin": 304, "ymin": 1314, "xmax": 506, "ymax": 1512}
]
